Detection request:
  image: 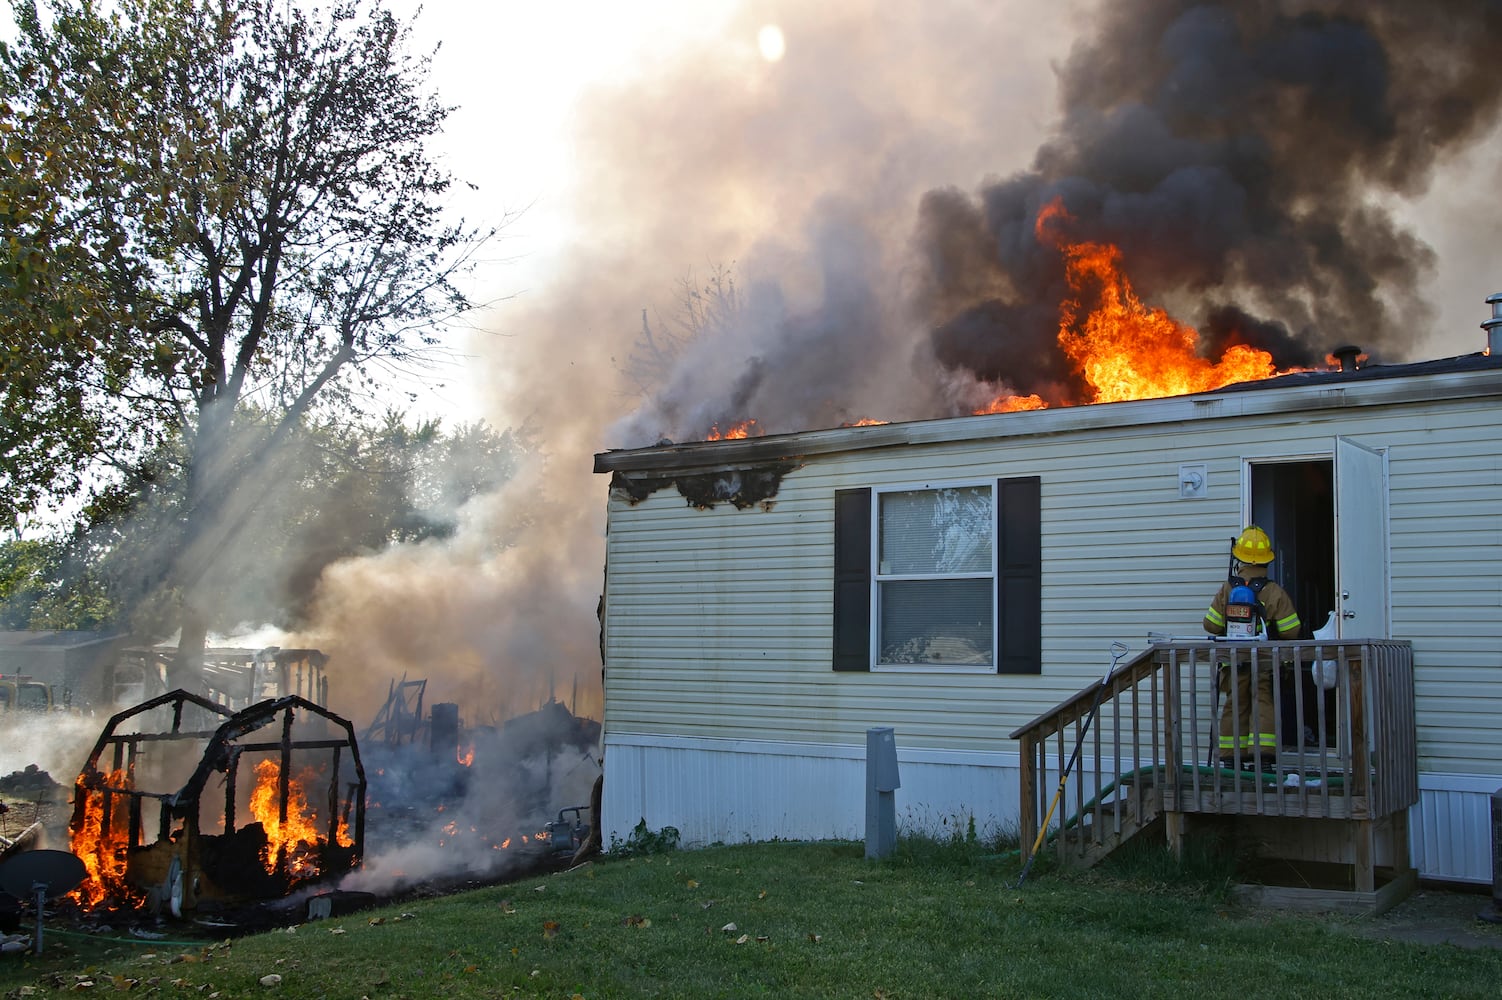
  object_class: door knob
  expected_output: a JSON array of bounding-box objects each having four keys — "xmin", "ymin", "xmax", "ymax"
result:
[{"xmin": 1342, "ymin": 611, "xmax": 1356, "ymax": 619}]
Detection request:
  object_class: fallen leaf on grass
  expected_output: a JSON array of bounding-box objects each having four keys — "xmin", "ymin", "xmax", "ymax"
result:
[
  {"xmin": 543, "ymin": 920, "xmax": 561, "ymax": 939},
  {"xmin": 807, "ymin": 933, "xmax": 823, "ymax": 943},
  {"xmin": 259, "ymin": 973, "xmax": 282, "ymax": 987},
  {"xmin": 700, "ymin": 899, "xmax": 715, "ymax": 909},
  {"xmin": 735, "ymin": 934, "xmax": 749, "ymax": 945},
  {"xmin": 686, "ymin": 879, "xmax": 699, "ymax": 888},
  {"xmin": 757, "ymin": 890, "xmax": 767, "ymax": 899},
  {"xmin": 368, "ymin": 917, "xmax": 385, "ymax": 926},
  {"xmin": 721, "ymin": 922, "xmax": 737, "ymax": 933},
  {"xmin": 533, "ymin": 884, "xmax": 547, "ymax": 893},
  {"xmin": 499, "ymin": 900, "xmax": 516, "ymax": 914},
  {"xmin": 329, "ymin": 928, "xmax": 346, "ymax": 935},
  {"xmin": 624, "ymin": 915, "xmax": 651, "ymax": 928}
]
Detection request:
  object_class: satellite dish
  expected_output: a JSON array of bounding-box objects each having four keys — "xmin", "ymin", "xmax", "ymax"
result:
[{"xmin": 0, "ymin": 850, "xmax": 88, "ymax": 955}]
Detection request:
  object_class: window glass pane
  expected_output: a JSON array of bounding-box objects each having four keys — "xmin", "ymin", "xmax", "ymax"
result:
[
  {"xmin": 879, "ymin": 486, "xmax": 992, "ymax": 575},
  {"xmin": 878, "ymin": 579, "xmax": 993, "ymax": 665}
]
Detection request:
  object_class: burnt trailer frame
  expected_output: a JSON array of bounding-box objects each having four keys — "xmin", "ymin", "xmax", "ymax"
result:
[{"xmin": 71, "ymin": 689, "xmax": 367, "ymax": 912}]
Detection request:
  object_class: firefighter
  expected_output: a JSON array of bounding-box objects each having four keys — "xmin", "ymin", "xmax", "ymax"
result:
[{"xmin": 1203, "ymin": 525, "xmax": 1303, "ymax": 768}]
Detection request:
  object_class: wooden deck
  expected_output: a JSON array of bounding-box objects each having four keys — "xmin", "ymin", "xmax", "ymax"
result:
[{"xmin": 1010, "ymin": 639, "xmax": 1417, "ymax": 906}]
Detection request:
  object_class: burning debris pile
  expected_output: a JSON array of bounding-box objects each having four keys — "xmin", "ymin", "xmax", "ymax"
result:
[
  {"xmin": 0, "ymin": 664, "xmax": 602, "ymax": 938},
  {"xmin": 346, "ymin": 682, "xmax": 601, "ymax": 899},
  {"xmin": 67, "ymin": 690, "xmax": 364, "ymax": 917}
]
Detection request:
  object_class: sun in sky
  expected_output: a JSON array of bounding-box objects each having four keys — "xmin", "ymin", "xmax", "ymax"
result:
[{"xmin": 757, "ymin": 24, "xmax": 786, "ymax": 62}]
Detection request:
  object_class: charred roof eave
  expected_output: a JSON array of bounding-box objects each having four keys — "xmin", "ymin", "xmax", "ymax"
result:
[{"xmin": 594, "ymin": 354, "xmax": 1502, "ymax": 476}]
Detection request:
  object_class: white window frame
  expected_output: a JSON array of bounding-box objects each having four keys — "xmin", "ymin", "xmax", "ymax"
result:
[{"xmin": 869, "ymin": 479, "xmax": 997, "ymax": 674}]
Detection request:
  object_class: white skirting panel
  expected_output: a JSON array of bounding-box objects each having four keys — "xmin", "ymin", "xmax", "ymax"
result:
[
  {"xmin": 602, "ymin": 733, "xmax": 1018, "ymax": 849},
  {"xmin": 1409, "ymin": 773, "xmax": 1500, "ymax": 885},
  {"xmin": 604, "ymin": 734, "xmax": 1495, "ymax": 884}
]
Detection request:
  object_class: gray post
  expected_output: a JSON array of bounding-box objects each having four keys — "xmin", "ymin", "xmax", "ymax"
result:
[
  {"xmin": 865, "ymin": 727, "xmax": 900, "ymax": 859},
  {"xmin": 1480, "ymin": 787, "xmax": 1502, "ymax": 924}
]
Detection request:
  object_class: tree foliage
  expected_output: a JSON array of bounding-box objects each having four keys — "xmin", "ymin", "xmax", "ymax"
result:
[{"xmin": 0, "ymin": 0, "xmax": 497, "ymax": 676}]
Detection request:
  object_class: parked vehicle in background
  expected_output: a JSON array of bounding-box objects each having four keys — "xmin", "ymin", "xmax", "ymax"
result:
[{"xmin": 0, "ymin": 674, "xmax": 63, "ymax": 714}]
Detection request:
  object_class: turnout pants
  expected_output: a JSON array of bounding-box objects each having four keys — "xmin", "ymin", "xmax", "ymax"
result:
[{"xmin": 1217, "ymin": 661, "xmax": 1277, "ymax": 760}]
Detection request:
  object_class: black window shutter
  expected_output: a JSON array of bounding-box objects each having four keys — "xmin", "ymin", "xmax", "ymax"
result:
[
  {"xmin": 996, "ymin": 477, "xmax": 1042, "ymax": 674},
  {"xmin": 832, "ymin": 488, "xmax": 872, "ymax": 671}
]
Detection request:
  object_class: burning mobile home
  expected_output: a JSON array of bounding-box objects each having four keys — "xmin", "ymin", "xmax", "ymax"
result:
[
  {"xmin": 69, "ymin": 689, "xmax": 364, "ymax": 914},
  {"xmin": 593, "ymin": 294, "xmax": 1502, "ymax": 900}
]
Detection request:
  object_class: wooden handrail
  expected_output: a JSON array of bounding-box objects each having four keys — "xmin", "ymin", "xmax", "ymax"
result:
[{"xmin": 1009, "ymin": 646, "xmax": 1160, "ymax": 742}]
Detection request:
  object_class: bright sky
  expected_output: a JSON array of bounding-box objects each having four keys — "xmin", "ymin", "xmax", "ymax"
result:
[
  {"xmin": 391, "ymin": 2, "xmax": 741, "ymax": 286},
  {"xmin": 383, "ymin": 1, "xmax": 769, "ymax": 419}
]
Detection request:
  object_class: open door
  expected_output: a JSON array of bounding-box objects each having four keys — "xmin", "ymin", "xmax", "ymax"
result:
[{"xmin": 1334, "ymin": 437, "xmax": 1389, "ymax": 639}]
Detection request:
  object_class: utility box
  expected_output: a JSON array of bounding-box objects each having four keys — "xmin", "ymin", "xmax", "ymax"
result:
[{"xmin": 865, "ymin": 727, "xmax": 900, "ymax": 859}]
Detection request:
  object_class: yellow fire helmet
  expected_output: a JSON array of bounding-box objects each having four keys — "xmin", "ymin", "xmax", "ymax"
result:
[{"xmin": 1231, "ymin": 525, "xmax": 1275, "ymax": 564}]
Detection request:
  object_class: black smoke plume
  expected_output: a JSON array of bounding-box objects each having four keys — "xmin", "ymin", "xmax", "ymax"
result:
[{"xmin": 911, "ymin": 1, "xmax": 1502, "ymax": 403}]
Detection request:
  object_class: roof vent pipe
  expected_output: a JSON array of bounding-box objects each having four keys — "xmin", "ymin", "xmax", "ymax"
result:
[
  {"xmin": 1331, "ymin": 345, "xmax": 1361, "ymax": 372},
  {"xmin": 1483, "ymin": 293, "xmax": 1502, "ymax": 356}
]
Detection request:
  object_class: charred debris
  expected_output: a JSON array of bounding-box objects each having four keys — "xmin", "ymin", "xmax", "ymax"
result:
[{"xmin": 2, "ymin": 658, "xmax": 601, "ymax": 940}]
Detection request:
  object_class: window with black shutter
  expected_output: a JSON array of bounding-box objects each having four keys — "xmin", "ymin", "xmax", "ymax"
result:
[{"xmin": 832, "ymin": 477, "xmax": 1041, "ymax": 674}]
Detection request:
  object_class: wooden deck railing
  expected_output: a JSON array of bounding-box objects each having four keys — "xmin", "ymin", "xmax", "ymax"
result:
[{"xmin": 1010, "ymin": 639, "xmax": 1417, "ymax": 868}]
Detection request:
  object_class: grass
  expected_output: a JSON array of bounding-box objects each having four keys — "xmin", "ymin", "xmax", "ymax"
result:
[{"xmin": 2, "ymin": 835, "xmax": 1500, "ymax": 999}]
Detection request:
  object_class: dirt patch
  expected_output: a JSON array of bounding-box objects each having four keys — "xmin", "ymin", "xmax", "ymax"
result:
[{"xmin": 1327, "ymin": 887, "xmax": 1502, "ymax": 950}]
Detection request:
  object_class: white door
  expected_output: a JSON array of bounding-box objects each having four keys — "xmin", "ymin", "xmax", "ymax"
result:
[{"xmin": 1334, "ymin": 436, "xmax": 1389, "ymax": 639}]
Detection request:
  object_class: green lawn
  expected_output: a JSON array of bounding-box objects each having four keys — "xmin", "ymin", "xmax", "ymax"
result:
[{"xmin": 2, "ymin": 838, "xmax": 1499, "ymax": 999}]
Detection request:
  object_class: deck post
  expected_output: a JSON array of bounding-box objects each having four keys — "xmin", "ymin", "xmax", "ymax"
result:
[
  {"xmin": 1017, "ymin": 734, "xmax": 1036, "ymax": 854},
  {"xmin": 1164, "ymin": 810, "xmax": 1185, "ymax": 859},
  {"xmin": 1354, "ymin": 818, "xmax": 1376, "ymax": 893}
]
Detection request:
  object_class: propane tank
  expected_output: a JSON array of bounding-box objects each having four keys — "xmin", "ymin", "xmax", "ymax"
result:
[{"xmin": 1224, "ymin": 580, "xmax": 1263, "ymax": 640}]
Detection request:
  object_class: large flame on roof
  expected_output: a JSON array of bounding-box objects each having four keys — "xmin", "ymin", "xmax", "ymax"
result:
[
  {"xmin": 703, "ymin": 196, "xmax": 1302, "ymax": 433},
  {"xmin": 998, "ymin": 198, "xmax": 1286, "ymax": 409}
]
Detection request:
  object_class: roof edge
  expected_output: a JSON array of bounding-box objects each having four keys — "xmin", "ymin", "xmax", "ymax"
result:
[{"xmin": 594, "ymin": 358, "xmax": 1502, "ymax": 475}]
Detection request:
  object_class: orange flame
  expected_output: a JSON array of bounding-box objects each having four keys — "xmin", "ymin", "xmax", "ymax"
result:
[
  {"xmin": 247, "ymin": 759, "xmax": 349, "ymax": 877},
  {"xmin": 705, "ymin": 418, "xmax": 761, "ymax": 441},
  {"xmin": 458, "ymin": 745, "xmax": 475, "ymax": 767},
  {"xmin": 69, "ymin": 770, "xmax": 140, "ymax": 908},
  {"xmin": 976, "ymin": 393, "xmax": 1047, "ymax": 414},
  {"xmin": 978, "ymin": 198, "xmax": 1297, "ymax": 413},
  {"xmin": 842, "ymin": 418, "xmax": 889, "ymax": 426}
]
